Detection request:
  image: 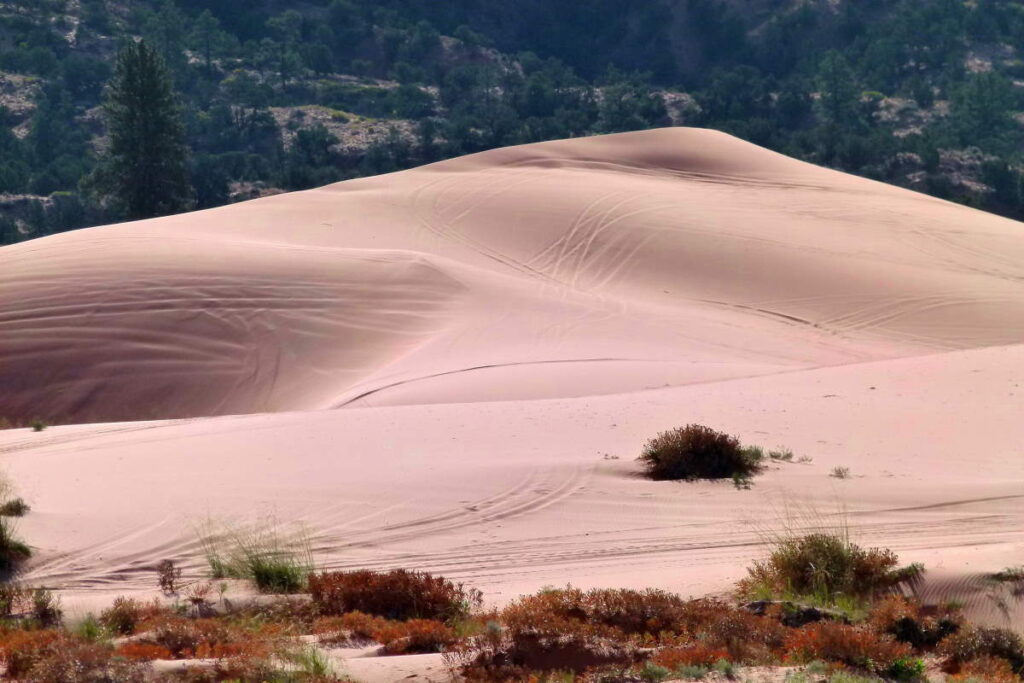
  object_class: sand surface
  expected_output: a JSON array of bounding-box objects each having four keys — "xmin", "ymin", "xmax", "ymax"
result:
[{"xmin": 1, "ymin": 129, "xmax": 1022, "ymax": 663}]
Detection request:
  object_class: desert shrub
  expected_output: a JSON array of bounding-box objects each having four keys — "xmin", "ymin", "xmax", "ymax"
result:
[
  {"xmin": 948, "ymin": 655, "xmax": 1020, "ymax": 682},
  {"xmin": 0, "ymin": 583, "xmax": 30, "ymax": 618},
  {"xmin": 313, "ymin": 611, "xmax": 457, "ymax": 654},
  {"xmin": 639, "ymin": 662, "xmax": 673, "ymax": 681},
  {"xmin": 0, "ymin": 628, "xmax": 63, "ymax": 677},
  {"xmin": 140, "ymin": 615, "xmax": 293, "ymax": 661},
  {"xmin": 100, "ymin": 597, "xmax": 168, "ymax": 635},
  {"xmin": 198, "ymin": 520, "xmax": 313, "ymax": 593},
  {"xmin": 888, "ymin": 656, "xmax": 926, "ymax": 680},
  {"xmin": 450, "ymin": 591, "xmax": 642, "ymax": 678},
  {"xmin": 783, "ymin": 621, "xmax": 913, "ymax": 674},
  {"xmin": 652, "ymin": 643, "xmax": 730, "ymax": 669},
  {"xmin": 0, "ymin": 516, "xmax": 32, "ymax": 577},
  {"xmin": 378, "ymin": 618, "xmax": 458, "ymax": 654},
  {"xmin": 113, "ymin": 641, "xmax": 174, "ymax": 661},
  {"xmin": 23, "ymin": 638, "xmax": 151, "ymax": 682},
  {"xmin": 502, "ymin": 587, "xmax": 690, "ymax": 639},
  {"xmin": 287, "ymin": 645, "xmax": 336, "ymax": 678},
  {"xmin": 676, "ymin": 664, "xmax": 711, "ymax": 679},
  {"xmin": 739, "ymin": 532, "xmax": 924, "ymax": 605},
  {"xmin": 28, "ymin": 588, "xmax": 62, "ymax": 628},
  {"xmin": 75, "ymin": 614, "xmax": 104, "ymax": 641},
  {"xmin": 677, "ymin": 598, "xmax": 787, "ymax": 662},
  {"xmin": 0, "ymin": 498, "xmax": 29, "ymax": 517},
  {"xmin": 637, "ymin": 425, "xmax": 763, "ymax": 481},
  {"xmin": 939, "ymin": 625, "xmax": 1024, "ymax": 675},
  {"xmin": 314, "ymin": 611, "xmax": 390, "ymax": 643},
  {"xmin": 30, "ymin": 420, "xmax": 46, "ymax": 432},
  {"xmin": 868, "ymin": 596, "xmax": 961, "ymax": 650},
  {"xmin": 308, "ymin": 569, "xmax": 482, "ymax": 622},
  {"xmin": 830, "ymin": 467, "xmax": 851, "ymax": 479},
  {"xmin": 146, "ymin": 617, "xmax": 232, "ymax": 658},
  {"xmin": 157, "ymin": 559, "xmax": 182, "ymax": 594}
]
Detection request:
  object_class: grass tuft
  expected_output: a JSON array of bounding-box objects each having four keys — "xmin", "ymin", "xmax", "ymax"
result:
[
  {"xmin": 830, "ymin": 466, "xmax": 851, "ymax": 479},
  {"xmin": 197, "ymin": 518, "xmax": 313, "ymax": 593}
]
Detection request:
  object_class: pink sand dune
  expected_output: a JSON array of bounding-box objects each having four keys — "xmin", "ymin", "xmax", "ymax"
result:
[{"xmin": 1, "ymin": 129, "xmax": 1022, "ymax": 637}]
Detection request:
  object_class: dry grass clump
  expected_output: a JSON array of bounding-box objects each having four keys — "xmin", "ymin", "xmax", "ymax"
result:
[
  {"xmin": 308, "ymin": 568, "xmax": 482, "ymax": 622},
  {"xmin": 739, "ymin": 531, "xmax": 924, "ymax": 608},
  {"xmin": 637, "ymin": 424, "xmax": 764, "ymax": 482}
]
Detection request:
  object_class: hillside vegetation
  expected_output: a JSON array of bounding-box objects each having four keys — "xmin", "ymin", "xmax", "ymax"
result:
[{"xmin": 3, "ymin": 0, "xmax": 1024, "ymax": 242}]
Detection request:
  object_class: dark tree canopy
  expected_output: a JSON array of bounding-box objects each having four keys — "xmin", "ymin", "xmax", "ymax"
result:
[
  {"xmin": 88, "ymin": 40, "xmax": 193, "ymax": 221},
  {"xmin": 4, "ymin": 0, "xmax": 1024, "ymax": 244}
]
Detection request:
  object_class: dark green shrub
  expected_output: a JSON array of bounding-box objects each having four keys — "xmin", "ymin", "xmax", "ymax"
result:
[{"xmin": 638, "ymin": 425, "xmax": 763, "ymax": 481}]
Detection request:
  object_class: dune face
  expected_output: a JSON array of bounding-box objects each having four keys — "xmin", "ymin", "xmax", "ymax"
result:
[
  {"xmin": 3, "ymin": 128, "xmax": 1024, "ymax": 423},
  {"xmin": 2, "ymin": 129, "xmax": 1024, "ymax": 637}
]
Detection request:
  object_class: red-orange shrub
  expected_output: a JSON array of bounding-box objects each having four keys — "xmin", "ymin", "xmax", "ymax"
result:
[
  {"xmin": 784, "ymin": 621, "xmax": 912, "ymax": 673},
  {"xmin": 948, "ymin": 656, "xmax": 1020, "ymax": 683},
  {"xmin": 652, "ymin": 643, "xmax": 731, "ymax": 669},
  {"xmin": 0, "ymin": 629, "xmax": 63, "ymax": 677},
  {"xmin": 313, "ymin": 611, "xmax": 457, "ymax": 654},
  {"xmin": 114, "ymin": 642, "xmax": 174, "ymax": 661},
  {"xmin": 683, "ymin": 599, "xmax": 787, "ymax": 662},
  {"xmin": 309, "ymin": 569, "xmax": 482, "ymax": 622},
  {"xmin": 379, "ymin": 618, "xmax": 458, "ymax": 654},
  {"xmin": 940, "ymin": 625, "xmax": 1024, "ymax": 675}
]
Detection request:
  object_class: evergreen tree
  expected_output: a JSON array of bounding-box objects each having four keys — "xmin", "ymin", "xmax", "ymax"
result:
[{"xmin": 86, "ymin": 40, "xmax": 193, "ymax": 220}]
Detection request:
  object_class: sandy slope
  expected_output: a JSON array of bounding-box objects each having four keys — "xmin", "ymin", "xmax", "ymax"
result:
[
  {"xmin": 1, "ymin": 129, "xmax": 1023, "ymax": 654},
  {"xmin": 4, "ymin": 128, "xmax": 1024, "ymax": 422}
]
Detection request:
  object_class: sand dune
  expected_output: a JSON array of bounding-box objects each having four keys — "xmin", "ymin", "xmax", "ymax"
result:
[
  {"xmin": 3, "ymin": 128, "xmax": 1024, "ymax": 422},
  {"xmin": 1, "ymin": 129, "xmax": 1023, "ymax": 640}
]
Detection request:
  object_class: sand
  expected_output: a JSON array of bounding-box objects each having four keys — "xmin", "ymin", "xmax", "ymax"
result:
[{"xmin": 1, "ymin": 129, "xmax": 1022, "ymax": 671}]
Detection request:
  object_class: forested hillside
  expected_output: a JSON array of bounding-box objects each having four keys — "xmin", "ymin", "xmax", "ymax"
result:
[{"xmin": 3, "ymin": 0, "xmax": 1024, "ymax": 243}]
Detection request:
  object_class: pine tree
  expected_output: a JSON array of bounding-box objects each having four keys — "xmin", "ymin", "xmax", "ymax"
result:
[{"xmin": 87, "ymin": 40, "xmax": 193, "ymax": 220}]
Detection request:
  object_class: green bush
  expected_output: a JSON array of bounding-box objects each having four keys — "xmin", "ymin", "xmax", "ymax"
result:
[
  {"xmin": 0, "ymin": 517, "xmax": 31, "ymax": 578},
  {"xmin": 638, "ymin": 425, "xmax": 764, "ymax": 481},
  {"xmin": 739, "ymin": 532, "xmax": 924, "ymax": 605}
]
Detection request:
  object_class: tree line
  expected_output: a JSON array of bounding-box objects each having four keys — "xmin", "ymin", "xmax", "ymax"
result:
[{"xmin": 2, "ymin": 0, "xmax": 1024, "ymax": 243}]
